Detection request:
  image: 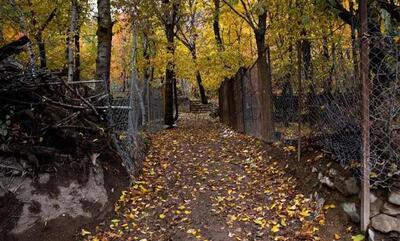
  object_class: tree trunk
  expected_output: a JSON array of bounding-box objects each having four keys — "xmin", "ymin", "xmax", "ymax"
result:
[
  {"xmin": 322, "ymin": 31, "xmax": 333, "ymax": 92},
  {"xmin": 0, "ymin": 36, "xmax": 29, "ymax": 61},
  {"xmin": 213, "ymin": 0, "xmax": 224, "ymax": 51},
  {"xmin": 73, "ymin": 2, "xmax": 81, "ymax": 82},
  {"xmin": 96, "ymin": 0, "xmax": 113, "ymax": 91},
  {"xmin": 190, "ymin": 49, "xmax": 208, "ymax": 104},
  {"xmin": 36, "ymin": 33, "xmax": 46, "ymax": 68},
  {"xmin": 0, "ymin": 28, "xmax": 4, "ymax": 44},
  {"xmin": 130, "ymin": 27, "xmax": 146, "ymax": 128},
  {"xmin": 162, "ymin": 0, "xmax": 178, "ymax": 128},
  {"xmin": 173, "ymin": 78, "xmax": 179, "ymax": 121},
  {"xmin": 301, "ymin": 37, "xmax": 312, "ymax": 81},
  {"xmin": 164, "ymin": 23, "xmax": 175, "ymax": 127},
  {"xmin": 143, "ymin": 33, "xmax": 151, "ymax": 123},
  {"xmin": 68, "ymin": 0, "xmax": 78, "ymax": 82},
  {"xmin": 35, "ymin": 7, "xmax": 57, "ymax": 69},
  {"xmin": 254, "ymin": 13, "xmax": 274, "ymax": 142},
  {"xmin": 349, "ymin": 1, "xmax": 359, "ymax": 87}
]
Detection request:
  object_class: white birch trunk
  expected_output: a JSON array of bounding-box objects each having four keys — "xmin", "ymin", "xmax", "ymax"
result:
[
  {"xmin": 129, "ymin": 26, "xmax": 146, "ymax": 128},
  {"xmin": 9, "ymin": 0, "xmax": 36, "ymax": 77},
  {"xmin": 68, "ymin": 1, "xmax": 78, "ymax": 82}
]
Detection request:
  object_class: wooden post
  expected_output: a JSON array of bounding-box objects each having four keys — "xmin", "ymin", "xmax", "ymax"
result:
[{"xmin": 360, "ymin": 0, "xmax": 371, "ymax": 232}]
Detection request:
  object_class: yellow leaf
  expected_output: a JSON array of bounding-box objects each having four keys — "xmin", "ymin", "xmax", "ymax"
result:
[
  {"xmin": 139, "ymin": 185, "xmax": 149, "ymax": 193},
  {"xmin": 334, "ymin": 233, "xmax": 341, "ymax": 240},
  {"xmin": 271, "ymin": 224, "xmax": 280, "ymax": 233},
  {"xmin": 370, "ymin": 172, "xmax": 378, "ymax": 178},
  {"xmin": 80, "ymin": 229, "xmax": 91, "ymax": 236},
  {"xmin": 352, "ymin": 234, "xmax": 365, "ymax": 241},
  {"xmin": 159, "ymin": 213, "xmax": 166, "ymax": 219},
  {"xmin": 323, "ymin": 204, "xmax": 336, "ymax": 210},
  {"xmin": 187, "ymin": 229, "xmax": 197, "ymax": 235},
  {"xmin": 254, "ymin": 217, "xmax": 267, "ymax": 228},
  {"xmin": 299, "ymin": 209, "xmax": 311, "ymax": 218}
]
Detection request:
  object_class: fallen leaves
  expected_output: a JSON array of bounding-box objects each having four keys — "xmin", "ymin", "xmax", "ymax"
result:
[
  {"xmin": 81, "ymin": 229, "xmax": 91, "ymax": 236},
  {"xmin": 271, "ymin": 224, "xmax": 281, "ymax": 233},
  {"xmin": 352, "ymin": 234, "xmax": 365, "ymax": 241},
  {"xmin": 84, "ymin": 114, "xmax": 349, "ymax": 241}
]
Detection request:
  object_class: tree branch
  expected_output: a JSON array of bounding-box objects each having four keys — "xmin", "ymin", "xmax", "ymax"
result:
[
  {"xmin": 37, "ymin": 7, "xmax": 58, "ymax": 34},
  {"xmin": 221, "ymin": 0, "xmax": 256, "ymax": 30},
  {"xmin": 329, "ymin": 0, "xmax": 358, "ymax": 27}
]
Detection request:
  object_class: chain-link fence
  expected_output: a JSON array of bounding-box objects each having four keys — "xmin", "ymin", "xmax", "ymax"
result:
[
  {"xmin": 0, "ymin": 29, "xmax": 165, "ymax": 178},
  {"xmin": 102, "ymin": 79, "xmax": 164, "ymax": 177},
  {"xmin": 219, "ymin": 16, "xmax": 399, "ymax": 189}
]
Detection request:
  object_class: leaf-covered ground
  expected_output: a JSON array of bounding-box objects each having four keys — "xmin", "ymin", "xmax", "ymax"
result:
[{"xmin": 84, "ymin": 114, "xmax": 351, "ymax": 241}]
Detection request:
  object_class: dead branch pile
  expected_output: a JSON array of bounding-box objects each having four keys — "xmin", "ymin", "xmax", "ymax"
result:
[{"xmin": 0, "ymin": 37, "xmax": 112, "ymax": 178}]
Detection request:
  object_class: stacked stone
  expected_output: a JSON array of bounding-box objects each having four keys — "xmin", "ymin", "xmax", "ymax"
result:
[{"xmin": 370, "ymin": 177, "xmax": 400, "ymax": 240}]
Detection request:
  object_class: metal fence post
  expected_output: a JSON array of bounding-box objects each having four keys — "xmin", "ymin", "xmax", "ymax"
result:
[{"xmin": 360, "ymin": 0, "xmax": 371, "ymax": 232}]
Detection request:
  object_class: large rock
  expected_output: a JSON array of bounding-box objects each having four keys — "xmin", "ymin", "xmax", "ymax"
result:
[
  {"xmin": 318, "ymin": 173, "xmax": 334, "ymax": 188},
  {"xmin": 371, "ymin": 198, "xmax": 384, "ymax": 217},
  {"xmin": 370, "ymin": 193, "xmax": 378, "ymax": 203},
  {"xmin": 38, "ymin": 173, "xmax": 50, "ymax": 184},
  {"xmin": 344, "ymin": 177, "xmax": 360, "ymax": 195},
  {"xmin": 381, "ymin": 202, "xmax": 400, "ymax": 216},
  {"xmin": 388, "ymin": 191, "xmax": 400, "ymax": 206},
  {"xmin": 371, "ymin": 214, "xmax": 400, "ymax": 233},
  {"xmin": 368, "ymin": 228, "xmax": 376, "ymax": 241},
  {"xmin": 341, "ymin": 202, "xmax": 360, "ymax": 223}
]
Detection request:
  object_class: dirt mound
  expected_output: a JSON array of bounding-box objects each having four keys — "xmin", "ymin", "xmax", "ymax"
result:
[{"xmin": 0, "ymin": 151, "xmax": 129, "ymax": 241}]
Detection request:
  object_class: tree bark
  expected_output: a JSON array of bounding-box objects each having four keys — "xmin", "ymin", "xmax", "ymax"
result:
[
  {"xmin": 130, "ymin": 27, "xmax": 145, "ymax": 128},
  {"xmin": 0, "ymin": 36, "xmax": 30, "ymax": 61},
  {"xmin": 96, "ymin": 0, "xmax": 113, "ymax": 91},
  {"xmin": 255, "ymin": 12, "xmax": 274, "ymax": 142},
  {"xmin": 301, "ymin": 31, "xmax": 312, "ymax": 82},
  {"xmin": 163, "ymin": 0, "xmax": 178, "ymax": 128},
  {"xmin": 0, "ymin": 28, "xmax": 4, "ymax": 44},
  {"xmin": 36, "ymin": 32, "xmax": 46, "ymax": 68},
  {"xmin": 350, "ymin": 1, "xmax": 359, "ymax": 87},
  {"xmin": 213, "ymin": 0, "xmax": 224, "ymax": 51},
  {"xmin": 35, "ymin": 7, "xmax": 57, "ymax": 69},
  {"xmin": 173, "ymin": 78, "xmax": 179, "ymax": 121},
  {"xmin": 68, "ymin": 1, "xmax": 78, "ymax": 82},
  {"xmin": 73, "ymin": 2, "xmax": 81, "ymax": 82},
  {"xmin": 164, "ymin": 24, "xmax": 175, "ymax": 127},
  {"xmin": 190, "ymin": 49, "xmax": 208, "ymax": 104},
  {"xmin": 143, "ymin": 32, "xmax": 151, "ymax": 123}
]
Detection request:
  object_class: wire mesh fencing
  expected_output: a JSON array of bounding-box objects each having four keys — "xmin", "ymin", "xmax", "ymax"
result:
[
  {"xmin": 219, "ymin": 23, "xmax": 399, "ymax": 189},
  {"xmin": 1, "ymin": 31, "xmax": 165, "ymax": 178},
  {"xmin": 100, "ymin": 79, "xmax": 164, "ymax": 177}
]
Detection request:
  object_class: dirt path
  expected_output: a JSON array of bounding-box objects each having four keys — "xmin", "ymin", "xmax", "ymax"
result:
[{"xmin": 85, "ymin": 114, "xmax": 345, "ymax": 241}]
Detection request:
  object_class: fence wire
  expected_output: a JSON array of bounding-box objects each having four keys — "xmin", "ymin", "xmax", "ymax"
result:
[
  {"xmin": 1, "ymin": 32, "xmax": 166, "ymax": 178},
  {"xmin": 220, "ymin": 23, "xmax": 399, "ymax": 189},
  {"xmin": 101, "ymin": 79, "xmax": 164, "ymax": 177}
]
